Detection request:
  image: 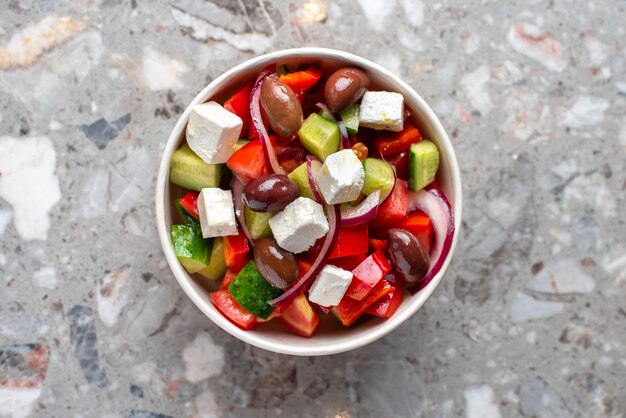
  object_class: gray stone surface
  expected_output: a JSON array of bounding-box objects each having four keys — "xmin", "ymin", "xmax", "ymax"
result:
[{"xmin": 0, "ymin": 0, "xmax": 625, "ymax": 417}]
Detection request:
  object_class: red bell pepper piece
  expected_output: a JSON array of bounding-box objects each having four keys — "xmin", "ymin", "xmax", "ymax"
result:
[
  {"xmin": 333, "ymin": 280, "xmax": 393, "ymax": 326},
  {"xmin": 395, "ymin": 210, "xmax": 433, "ymax": 253},
  {"xmin": 373, "ymin": 123, "xmax": 422, "ymax": 157},
  {"xmin": 331, "ymin": 253, "xmax": 368, "ymax": 271},
  {"xmin": 370, "ymin": 179, "xmax": 409, "ymax": 235},
  {"xmin": 226, "ymin": 137, "xmax": 277, "ymax": 184},
  {"xmin": 179, "ymin": 191, "xmax": 199, "ymax": 220},
  {"xmin": 223, "ymin": 230, "xmax": 250, "ymax": 272},
  {"xmin": 220, "ymin": 269, "xmax": 237, "ymax": 290},
  {"xmin": 278, "ymin": 293, "xmax": 320, "ymax": 337},
  {"xmin": 366, "ymin": 274, "xmax": 403, "ymax": 318},
  {"xmin": 345, "ymin": 250, "xmax": 392, "ymax": 301},
  {"xmin": 223, "ymin": 82, "xmax": 252, "ymax": 135},
  {"xmin": 329, "ymin": 223, "xmax": 368, "ymax": 259},
  {"xmin": 385, "ymin": 150, "xmax": 409, "ymax": 180},
  {"xmin": 210, "ymin": 290, "xmax": 258, "ymax": 330},
  {"xmin": 368, "ymin": 238, "xmax": 388, "ymax": 254},
  {"xmin": 279, "ymin": 67, "xmax": 322, "ymax": 102}
]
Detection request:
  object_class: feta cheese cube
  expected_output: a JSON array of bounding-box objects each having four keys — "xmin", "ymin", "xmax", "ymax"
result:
[
  {"xmin": 269, "ymin": 197, "xmax": 329, "ymax": 253},
  {"xmin": 359, "ymin": 91, "xmax": 404, "ymax": 132},
  {"xmin": 186, "ymin": 101, "xmax": 243, "ymax": 164},
  {"xmin": 316, "ymin": 149, "xmax": 365, "ymax": 204},
  {"xmin": 308, "ymin": 265, "xmax": 353, "ymax": 307},
  {"xmin": 197, "ymin": 188, "xmax": 238, "ymax": 238}
]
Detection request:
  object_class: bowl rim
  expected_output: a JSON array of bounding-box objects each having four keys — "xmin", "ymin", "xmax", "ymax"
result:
[{"xmin": 155, "ymin": 47, "xmax": 463, "ymax": 356}]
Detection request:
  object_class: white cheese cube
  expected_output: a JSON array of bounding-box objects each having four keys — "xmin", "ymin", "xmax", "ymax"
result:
[
  {"xmin": 308, "ymin": 265, "xmax": 353, "ymax": 307},
  {"xmin": 186, "ymin": 101, "xmax": 243, "ymax": 164},
  {"xmin": 359, "ymin": 91, "xmax": 404, "ymax": 132},
  {"xmin": 316, "ymin": 149, "xmax": 365, "ymax": 204},
  {"xmin": 268, "ymin": 197, "xmax": 329, "ymax": 253},
  {"xmin": 197, "ymin": 188, "xmax": 238, "ymax": 238}
]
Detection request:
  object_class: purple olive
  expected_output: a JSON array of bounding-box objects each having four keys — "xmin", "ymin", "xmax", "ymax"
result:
[
  {"xmin": 242, "ymin": 174, "xmax": 300, "ymax": 212},
  {"xmin": 324, "ymin": 68, "xmax": 370, "ymax": 112},
  {"xmin": 260, "ymin": 77, "xmax": 303, "ymax": 138},
  {"xmin": 254, "ymin": 237, "xmax": 299, "ymax": 289},
  {"xmin": 386, "ymin": 228, "xmax": 430, "ymax": 284}
]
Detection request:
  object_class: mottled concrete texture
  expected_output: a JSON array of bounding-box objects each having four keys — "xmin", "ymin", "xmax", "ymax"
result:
[{"xmin": 0, "ymin": 0, "xmax": 625, "ymax": 417}]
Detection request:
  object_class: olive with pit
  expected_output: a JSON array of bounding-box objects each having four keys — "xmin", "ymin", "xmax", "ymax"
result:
[
  {"xmin": 243, "ymin": 174, "xmax": 300, "ymax": 212},
  {"xmin": 324, "ymin": 68, "xmax": 370, "ymax": 112},
  {"xmin": 254, "ymin": 237, "xmax": 299, "ymax": 289},
  {"xmin": 260, "ymin": 77, "xmax": 303, "ymax": 138},
  {"xmin": 386, "ymin": 228, "xmax": 430, "ymax": 284}
]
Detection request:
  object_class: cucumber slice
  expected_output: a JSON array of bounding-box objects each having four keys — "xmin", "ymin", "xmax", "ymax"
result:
[
  {"xmin": 228, "ymin": 261, "xmax": 284, "ymax": 319},
  {"xmin": 171, "ymin": 225, "xmax": 212, "ymax": 273},
  {"xmin": 318, "ymin": 107, "xmax": 335, "ymax": 122},
  {"xmin": 198, "ymin": 237, "xmax": 227, "ymax": 280},
  {"xmin": 339, "ymin": 104, "xmax": 360, "ymax": 137},
  {"xmin": 234, "ymin": 139, "xmax": 250, "ymax": 152},
  {"xmin": 244, "ymin": 207, "xmax": 274, "ymax": 240},
  {"xmin": 298, "ymin": 113, "xmax": 340, "ymax": 162},
  {"xmin": 174, "ymin": 198, "xmax": 199, "ymax": 227},
  {"xmin": 170, "ymin": 144, "xmax": 223, "ymax": 191},
  {"xmin": 287, "ymin": 162, "xmax": 315, "ymax": 200},
  {"xmin": 362, "ymin": 158, "xmax": 395, "ymax": 200},
  {"xmin": 409, "ymin": 140, "xmax": 439, "ymax": 192}
]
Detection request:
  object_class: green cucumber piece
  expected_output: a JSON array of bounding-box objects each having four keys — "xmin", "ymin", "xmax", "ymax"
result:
[
  {"xmin": 287, "ymin": 162, "xmax": 315, "ymax": 200},
  {"xmin": 174, "ymin": 198, "xmax": 200, "ymax": 227},
  {"xmin": 409, "ymin": 140, "xmax": 440, "ymax": 192},
  {"xmin": 298, "ymin": 113, "xmax": 340, "ymax": 162},
  {"xmin": 276, "ymin": 64, "xmax": 288, "ymax": 76},
  {"xmin": 244, "ymin": 207, "xmax": 274, "ymax": 240},
  {"xmin": 362, "ymin": 158, "xmax": 395, "ymax": 200},
  {"xmin": 198, "ymin": 237, "xmax": 227, "ymax": 280},
  {"xmin": 339, "ymin": 104, "xmax": 360, "ymax": 137},
  {"xmin": 235, "ymin": 139, "xmax": 250, "ymax": 152},
  {"xmin": 171, "ymin": 225, "xmax": 212, "ymax": 273},
  {"xmin": 228, "ymin": 261, "xmax": 284, "ymax": 319},
  {"xmin": 170, "ymin": 144, "xmax": 223, "ymax": 191},
  {"xmin": 318, "ymin": 107, "xmax": 335, "ymax": 122}
]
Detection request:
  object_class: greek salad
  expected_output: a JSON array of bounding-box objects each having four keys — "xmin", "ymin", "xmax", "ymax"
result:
[{"xmin": 169, "ymin": 63, "xmax": 454, "ymax": 337}]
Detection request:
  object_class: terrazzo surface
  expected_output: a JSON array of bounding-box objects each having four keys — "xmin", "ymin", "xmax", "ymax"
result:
[{"xmin": 0, "ymin": 0, "xmax": 625, "ymax": 417}]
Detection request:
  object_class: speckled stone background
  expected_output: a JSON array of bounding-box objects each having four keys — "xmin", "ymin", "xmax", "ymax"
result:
[{"xmin": 0, "ymin": 0, "xmax": 625, "ymax": 417}]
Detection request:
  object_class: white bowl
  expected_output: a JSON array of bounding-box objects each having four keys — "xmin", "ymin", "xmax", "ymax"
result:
[{"xmin": 155, "ymin": 47, "xmax": 462, "ymax": 356}]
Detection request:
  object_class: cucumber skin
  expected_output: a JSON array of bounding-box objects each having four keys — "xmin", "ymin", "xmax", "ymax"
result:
[
  {"xmin": 409, "ymin": 140, "xmax": 440, "ymax": 192},
  {"xmin": 170, "ymin": 145, "xmax": 223, "ymax": 192},
  {"xmin": 174, "ymin": 199, "xmax": 200, "ymax": 227},
  {"xmin": 339, "ymin": 104, "xmax": 360, "ymax": 137},
  {"xmin": 198, "ymin": 237, "xmax": 227, "ymax": 280},
  {"xmin": 362, "ymin": 158, "xmax": 395, "ymax": 197},
  {"xmin": 172, "ymin": 225, "xmax": 212, "ymax": 273},
  {"xmin": 298, "ymin": 113, "xmax": 340, "ymax": 162},
  {"xmin": 228, "ymin": 261, "xmax": 283, "ymax": 319}
]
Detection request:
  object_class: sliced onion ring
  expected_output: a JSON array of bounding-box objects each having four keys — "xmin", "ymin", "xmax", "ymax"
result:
[
  {"xmin": 406, "ymin": 186, "xmax": 455, "ymax": 293},
  {"xmin": 250, "ymin": 68, "xmax": 286, "ymax": 175},
  {"xmin": 340, "ymin": 189, "xmax": 380, "ymax": 226},
  {"xmin": 338, "ymin": 120, "xmax": 350, "ymax": 150},
  {"xmin": 269, "ymin": 204, "xmax": 341, "ymax": 307},
  {"xmin": 306, "ymin": 155, "xmax": 326, "ymax": 204},
  {"xmin": 231, "ymin": 178, "xmax": 254, "ymax": 244}
]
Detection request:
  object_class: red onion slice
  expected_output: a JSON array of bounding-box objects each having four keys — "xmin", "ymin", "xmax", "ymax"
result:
[
  {"xmin": 338, "ymin": 120, "xmax": 350, "ymax": 150},
  {"xmin": 269, "ymin": 204, "xmax": 341, "ymax": 307},
  {"xmin": 406, "ymin": 186, "xmax": 455, "ymax": 293},
  {"xmin": 340, "ymin": 189, "xmax": 380, "ymax": 226},
  {"xmin": 306, "ymin": 155, "xmax": 326, "ymax": 205},
  {"xmin": 231, "ymin": 178, "xmax": 254, "ymax": 244},
  {"xmin": 250, "ymin": 68, "xmax": 286, "ymax": 175}
]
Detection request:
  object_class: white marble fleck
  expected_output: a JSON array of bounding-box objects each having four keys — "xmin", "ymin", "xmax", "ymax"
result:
[
  {"xmin": 130, "ymin": 361, "xmax": 167, "ymax": 396},
  {"xmin": 526, "ymin": 259, "xmax": 595, "ymax": 295},
  {"xmin": 460, "ymin": 31, "xmax": 480, "ymax": 55},
  {"xmin": 509, "ymin": 292, "xmax": 564, "ymax": 323},
  {"xmin": 461, "ymin": 65, "xmax": 492, "ymax": 115},
  {"xmin": 401, "ymin": 0, "xmax": 424, "ymax": 27},
  {"xmin": 503, "ymin": 89, "xmax": 550, "ymax": 141},
  {"xmin": 585, "ymin": 38, "xmax": 609, "ymax": 67},
  {"xmin": 492, "ymin": 60, "xmax": 524, "ymax": 85},
  {"xmin": 358, "ymin": 0, "xmax": 395, "ymax": 32},
  {"xmin": 0, "ymin": 209, "xmax": 11, "ymax": 236},
  {"xmin": 507, "ymin": 22, "xmax": 567, "ymax": 72},
  {"xmin": 560, "ymin": 95, "xmax": 609, "ymax": 128},
  {"xmin": 0, "ymin": 253, "xmax": 6, "ymax": 266},
  {"xmin": 97, "ymin": 265, "xmax": 131, "ymax": 328},
  {"xmin": 298, "ymin": 0, "xmax": 327, "ymax": 23},
  {"xmin": 33, "ymin": 266, "xmax": 57, "ymax": 289},
  {"xmin": 108, "ymin": 145, "xmax": 153, "ymax": 213},
  {"xmin": 0, "ymin": 136, "xmax": 61, "ymax": 240},
  {"xmin": 182, "ymin": 331, "xmax": 225, "ymax": 383},
  {"xmin": 464, "ymin": 385, "xmax": 502, "ymax": 418},
  {"xmin": 189, "ymin": 390, "xmax": 222, "ymax": 418},
  {"xmin": 0, "ymin": 388, "xmax": 42, "ymax": 418},
  {"xmin": 141, "ymin": 45, "xmax": 189, "ymax": 91},
  {"xmin": 563, "ymin": 173, "xmax": 617, "ymax": 219},
  {"xmin": 374, "ymin": 51, "xmax": 402, "ymax": 75}
]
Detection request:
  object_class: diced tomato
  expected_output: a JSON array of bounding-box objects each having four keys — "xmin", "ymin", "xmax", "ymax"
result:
[
  {"xmin": 297, "ymin": 258, "xmax": 313, "ymax": 276},
  {"xmin": 331, "ymin": 253, "xmax": 368, "ymax": 271},
  {"xmin": 373, "ymin": 123, "xmax": 422, "ymax": 157},
  {"xmin": 345, "ymin": 250, "xmax": 392, "ymax": 301},
  {"xmin": 329, "ymin": 223, "xmax": 368, "ymax": 259},
  {"xmin": 385, "ymin": 150, "xmax": 409, "ymax": 180},
  {"xmin": 223, "ymin": 230, "xmax": 250, "ymax": 272},
  {"xmin": 368, "ymin": 238, "xmax": 388, "ymax": 253},
  {"xmin": 223, "ymin": 82, "xmax": 252, "ymax": 134},
  {"xmin": 395, "ymin": 210, "xmax": 433, "ymax": 253},
  {"xmin": 277, "ymin": 146, "xmax": 308, "ymax": 173},
  {"xmin": 366, "ymin": 274, "xmax": 403, "ymax": 318},
  {"xmin": 278, "ymin": 293, "xmax": 320, "ymax": 337},
  {"xmin": 220, "ymin": 270, "xmax": 237, "ymax": 290},
  {"xmin": 279, "ymin": 67, "xmax": 322, "ymax": 102},
  {"xmin": 226, "ymin": 137, "xmax": 277, "ymax": 184},
  {"xmin": 333, "ymin": 280, "xmax": 393, "ymax": 326},
  {"xmin": 370, "ymin": 179, "xmax": 409, "ymax": 235},
  {"xmin": 179, "ymin": 191, "xmax": 199, "ymax": 220},
  {"xmin": 210, "ymin": 290, "xmax": 258, "ymax": 330}
]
